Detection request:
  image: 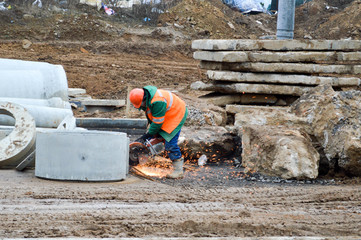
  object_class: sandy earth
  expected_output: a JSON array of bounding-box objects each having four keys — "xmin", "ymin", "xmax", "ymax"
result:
[
  {"xmin": 0, "ymin": 169, "xmax": 361, "ymax": 238},
  {"xmin": 1, "ymin": 0, "xmax": 361, "ymax": 238}
]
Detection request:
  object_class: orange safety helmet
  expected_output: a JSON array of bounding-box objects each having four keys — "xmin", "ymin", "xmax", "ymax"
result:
[{"xmin": 129, "ymin": 88, "xmax": 144, "ymax": 108}]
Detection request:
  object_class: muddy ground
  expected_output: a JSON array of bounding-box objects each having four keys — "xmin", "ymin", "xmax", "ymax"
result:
[{"xmin": 1, "ymin": 0, "xmax": 361, "ymax": 238}]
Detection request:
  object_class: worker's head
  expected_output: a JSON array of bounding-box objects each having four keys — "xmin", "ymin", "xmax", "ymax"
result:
[{"xmin": 129, "ymin": 88, "xmax": 144, "ymax": 108}]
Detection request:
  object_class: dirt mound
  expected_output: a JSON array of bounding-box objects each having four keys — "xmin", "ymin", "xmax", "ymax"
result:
[
  {"xmin": 315, "ymin": 0, "xmax": 361, "ymax": 40},
  {"xmin": 158, "ymin": 0, "xmax": 276, "ymax": 39},
  {"xmin": 294, "ymin": 0, "xmax": 358, "ymax": 39}
]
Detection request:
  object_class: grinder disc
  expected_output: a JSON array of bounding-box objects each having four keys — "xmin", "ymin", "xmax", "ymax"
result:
[{"xmin": 129, "ymin": 142, "xmax": 150, "ymax": 166}]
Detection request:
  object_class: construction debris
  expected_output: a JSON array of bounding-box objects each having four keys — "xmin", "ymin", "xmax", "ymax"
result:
[{"xmin": 242, "ymin": 125, "xmax": 320, "ymax": 180}]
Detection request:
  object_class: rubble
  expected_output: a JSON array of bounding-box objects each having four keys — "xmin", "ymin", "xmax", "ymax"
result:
[
  {"xmin": 242, "ymin": 125, "xmax": 319, "ymax": 180},
  {"xmin": 179, "ymin": 126, "xmax": 240, "ymax": 161},
  {"xmin": 290, "ymin": 84, "xmax": 361, "ymax": 176}
]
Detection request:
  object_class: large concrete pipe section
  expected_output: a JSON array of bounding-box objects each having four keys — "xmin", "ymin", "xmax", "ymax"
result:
[
  {"xmin": 0, "ymin": 97, "xmax": 71, "ymax": 109},
  {"xmin": 35, "ymin": 130, "xmax": 129, "ymax": 181},
  {"xmin": 0, "ymin": 104, "xmax": 73, "ymax": 128},
  {"xmin": 276, "ymin": 0, "xmax": 296, "ymax": 39},
  {"xmin": 0, "ymin": 102, "xmax": 36, "ymax": 168},
  {"xmin": 0, "ymin": 58, "xmax": 68, "ymax": 101}
]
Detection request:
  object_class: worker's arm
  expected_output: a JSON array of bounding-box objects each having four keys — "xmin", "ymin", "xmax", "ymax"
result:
[{"xmin": 147, "ymin": 101, "xmax": 167, "ymax": 135}]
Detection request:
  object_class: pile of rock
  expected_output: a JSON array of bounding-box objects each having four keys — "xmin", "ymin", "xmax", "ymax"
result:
[{"xmin": 189, "ymin": 39, "xmax": 361, "ymax": 180}]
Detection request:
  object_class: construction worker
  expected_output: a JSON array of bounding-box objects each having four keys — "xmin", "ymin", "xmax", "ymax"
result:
[{"xmin": 129, "ymin": 85, "xmax": 188, "ymax": 179}]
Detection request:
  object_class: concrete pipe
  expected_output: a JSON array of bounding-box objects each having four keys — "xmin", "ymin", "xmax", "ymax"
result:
[
  {"xmin": 35, "ymin": 130, "xmax": 129, "ymax": 181},
  {"xmin": 0, "ymin": 102, "xmax": 36, "ymax": 168},
  {"xmin": 0, "ymin": 104, "xmax": 73, "ymax": 128},
  {"xmin": 0, "ymin": 97, "xmax": 71, "ymax": 109},
  {"xmin": 0, "ymin": 58, "xmax": 69, "ymax": 101}
]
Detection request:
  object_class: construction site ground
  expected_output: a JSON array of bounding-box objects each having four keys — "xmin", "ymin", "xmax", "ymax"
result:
[{"xmin": 1, "ymin": 0, "xmax": 361, "ymax": 238}]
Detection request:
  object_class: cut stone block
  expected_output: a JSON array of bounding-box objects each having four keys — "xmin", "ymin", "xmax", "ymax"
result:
[
  {"xmin": 192, "ymin": 39, "xmax": 361, "ymax": 51},
  {"xmin": 207, "ymin": 71, "xmax": 361, "ymax": 87},
  {"xmin": 35, "ymin": 130, "xmax": 129, "ymax": 181},
  {"xmin": 191, "ymin": 81, "xmax": 310, "ymax": 96}
]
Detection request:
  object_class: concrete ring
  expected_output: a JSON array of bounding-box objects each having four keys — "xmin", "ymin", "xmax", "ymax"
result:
[{"xmin": 0, "ymin": 101, "xmax": 36, "ymax": 168}]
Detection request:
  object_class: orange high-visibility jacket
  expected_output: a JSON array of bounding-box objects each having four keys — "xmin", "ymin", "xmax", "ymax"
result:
[{"xmin": 146, "ymin": 89, "xmax": 186, "ymax": 134}]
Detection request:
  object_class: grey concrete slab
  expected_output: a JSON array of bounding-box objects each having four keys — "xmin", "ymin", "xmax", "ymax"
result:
[
  {"xmin": 201, "ymin": 62, "xmax": 361, "ymax": 75},
  {"xmin": 35, "ymin": 130, "xmax": 129, "ymax": 181},
  {"xmin": 194, "ymin": 51, "xmax": 249, "ymax": 62},
  {"xmin": 192, "ymin": 39, "xmax": 361, "ymax": 51},
  {"xmin": 81, "ymin": 99, "xmax": 126, "ymax": 107},
  {"xmin": 337, "ymin": 51, "xmax": 361, "ymax": 61},
  {"xmin": 191, "ymin": 81, "xmax": 310, "ymax": 96},
  {"xmin": 197, "ymin": 51, "xmax": 339, "ymax": 63},
  {"xmin": 76, "ymin": 118, "xmax": 147, "ymax": 129},
  {"xmin": 207, "ymin": 70, "xmax": 361, "ymax": 87},
  {"xmin": 68, "ymin": 88, "xmax": 86, "ymax": 97},
  {"xmin": 201, "ymin": 61, "xmax": 361, "ymax": 77},
  {"xmin": 199, "ymin": 93, "xmax": 278, "ymax": 106}
]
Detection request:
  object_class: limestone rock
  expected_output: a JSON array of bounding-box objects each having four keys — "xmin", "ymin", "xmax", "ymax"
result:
[
  {"xmin": 290, "ymin": 84, "xmax": 361, "ymax": 176},
  {"xmin": 241, "ymin": 125, "xmax": 319, "ymax": 180}
]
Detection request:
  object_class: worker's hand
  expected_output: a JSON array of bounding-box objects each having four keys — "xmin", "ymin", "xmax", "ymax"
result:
[{"xmin": 136, "ymin": 133, "xmax": 152, "ymax": 142}]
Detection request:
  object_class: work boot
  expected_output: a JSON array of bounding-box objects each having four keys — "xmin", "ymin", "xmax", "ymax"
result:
[{"xmin": 166, "ymin": 158, "xmax": 184, "ymax": 179}]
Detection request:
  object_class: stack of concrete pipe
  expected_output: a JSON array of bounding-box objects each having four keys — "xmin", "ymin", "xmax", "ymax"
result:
[
  {"xmin": 191, "ymin": 39, "xmax": 361, "ymax": 107},
  {"xmin": 0, "ymin": 58, "xmax": 73, "ymax": 128},
  {"xmin": 0, "ymin": 58, "xmax": 129, "ymax": 181}
]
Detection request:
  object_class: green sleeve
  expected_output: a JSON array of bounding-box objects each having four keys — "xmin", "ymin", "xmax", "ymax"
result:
[{"xmin": 147, "ymin": 101, "xmax": 166, "ymax": 135}]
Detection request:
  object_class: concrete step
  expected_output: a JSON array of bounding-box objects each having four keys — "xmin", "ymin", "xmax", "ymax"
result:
[
  {"xmin": 207, "ymin": 70, "xmax": 361, "ymax": 87},
  {"xmin": 192, "ymin": 39, "xmax": 361, "ymax": 51}
]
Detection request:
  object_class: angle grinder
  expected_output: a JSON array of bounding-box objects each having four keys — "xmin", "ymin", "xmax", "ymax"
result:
[{"xmin": 129, "ymin": 137, "xmax": 165, "ymax": 166}]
